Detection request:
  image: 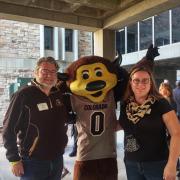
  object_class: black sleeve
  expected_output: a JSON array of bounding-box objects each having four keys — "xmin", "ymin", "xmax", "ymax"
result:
[
  {"xmin": 61, "ymin": 86, "xmax": 76, "ymax": 124},
  {"xmin": 118, "ymin": 101, "xmax": 127, "ymax": 130},
  {"xmin": 2, "ymin": 91, "xmax": 25, "ymax": 162},
  {"xmin": 171, "ymin": 99, "xmax": 177, "ymax": 112},
  {"xmin": 158, "ymin": 98, "xmax": 173, "ymax": 115},
  {"xmin": 65, "ymin": 94, "xmax": 77, "ymax": 124}
]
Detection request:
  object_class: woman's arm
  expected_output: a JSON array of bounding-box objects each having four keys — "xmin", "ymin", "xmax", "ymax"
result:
[{"xmin": 162, "ymin": 110, "xmax": 180, "ymax": 180}]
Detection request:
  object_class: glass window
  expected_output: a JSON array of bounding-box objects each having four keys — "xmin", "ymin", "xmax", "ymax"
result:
[
  {"xmin": 154, "ymin": 11, "xmax": 169, "ymax": 46},
  {"xmin": 116, "ymin": 29, "xmax": 125, "ymax": 54},
  {"xmin": 127, "ymin": 24, "xmax": 138, "ymax": 53},
  {"xmin": 65, "ymin": 29, "xmax": 73, "ymax": 52},
  {"xmin": 44, "ymin": 26, "xmax": 54, "ymax": 50},
  {"xmin": 172, "ymin": 6, "xmax": 180, "ymax": 43},
  {"xmin": 139, "ymin": 18, "xmax": 152, "ymax": 50}
]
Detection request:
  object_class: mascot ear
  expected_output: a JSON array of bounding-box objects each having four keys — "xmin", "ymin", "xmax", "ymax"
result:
[{"xmin": 112, "ymin": 51, "xmax": 129, "ymax": 102}]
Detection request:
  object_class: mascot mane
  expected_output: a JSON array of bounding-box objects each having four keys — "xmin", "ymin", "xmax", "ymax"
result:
[{"xmin": 66, "ymin": 55, "xmax": 118, "ymax": 85}]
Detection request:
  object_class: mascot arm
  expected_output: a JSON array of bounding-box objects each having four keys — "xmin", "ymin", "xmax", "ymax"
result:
[
  {"xmin": 113, "ymin": 52, "xmax": 129, "ymax": 103},
  {"xmin": 113, "ymin": 66, "xmax": 129, "ymax": 103},
  {"xmin": 58, "ymin": 81, "xmax": 77, "ymax": 124},
  {"xmin": 63, "ymin": 92, "xmax": 77, "ymax": 124}
]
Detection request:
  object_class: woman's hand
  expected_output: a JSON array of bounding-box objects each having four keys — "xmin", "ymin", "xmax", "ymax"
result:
[{"xmin": 163, "ymin": 162, "xmax": 176, "ymax": 180}]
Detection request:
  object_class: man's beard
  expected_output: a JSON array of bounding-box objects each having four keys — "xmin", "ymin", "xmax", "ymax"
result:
[
  {"xmin": 36, "ymin": 80, "xmax": 56, "ymax": 89},
  {"xmin": 40, "ymin": 82, "xmax": 55, "ymax": 88}
]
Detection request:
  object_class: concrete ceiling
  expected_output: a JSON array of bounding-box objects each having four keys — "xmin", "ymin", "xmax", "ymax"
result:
[
  {"xmin": 156, "ymin": 58, "xmax": 180, "ymax": 70},
  {"xmin": 0, "ymin": 0, "xmax": 180, "ymax": 31}
]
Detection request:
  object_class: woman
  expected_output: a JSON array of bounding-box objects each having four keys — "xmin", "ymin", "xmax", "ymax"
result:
[
  {"xmin": 119, "ymin": 45, "xmax": 180, "ymax": 180},
  {"xmin": 159, "ymin": 81, "xmax": 180, "ymax": 176},
  {"xmin": 159, "ymin": 81, "xmax": 177, "ymax": 111}
]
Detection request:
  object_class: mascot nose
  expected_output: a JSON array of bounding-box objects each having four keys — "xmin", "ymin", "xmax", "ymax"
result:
[{"xmin": 86, "ymin": 80, "xmax": 106, "ymax": 91}]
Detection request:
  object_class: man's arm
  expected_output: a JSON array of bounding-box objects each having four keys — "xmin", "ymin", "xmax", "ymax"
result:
[
  {"xmin": 2, "ymin": 91, "xmax": 24, "ymax": 162},
  {"xmin": 3, "ymin": 91, "xmax": 26, "ymax": 177}
]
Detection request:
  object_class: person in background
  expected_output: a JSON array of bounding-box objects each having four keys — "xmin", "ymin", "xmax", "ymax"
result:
[
  {"xmin": 2, "ymin": 57, "xmax": 68, "ymax": 180},
  {"xmin": 159, "ymin": 81, "xmax": 180, "ymax": 177},
  {"xmin": 159, "ymin": 81, "xmax": 177, "ymax": 111},
  {"xmin": 173, "ymin": 80, "xmax": 180, "ymax": 120},
  {"xmin": 119, "ymin": 45, "xmax": 180, "ymax": 180}
]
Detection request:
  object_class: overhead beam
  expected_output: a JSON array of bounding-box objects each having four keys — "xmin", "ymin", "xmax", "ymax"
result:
[
  {"xmin": 0, "ymin": 1, "xmax": 102, "ymax": 31},
  {"xmin": 1, "ymin": 0, "xmax": 180, "ymax": 31},
  {"xmin": 103, "ymin": 0, "xmax": 180, "ymax": 29}
]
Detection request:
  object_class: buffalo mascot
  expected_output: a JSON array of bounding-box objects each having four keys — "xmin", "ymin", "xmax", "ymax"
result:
[{"xmin": 64, "ymin": 55, "xmax": 128, "ymax": 180}]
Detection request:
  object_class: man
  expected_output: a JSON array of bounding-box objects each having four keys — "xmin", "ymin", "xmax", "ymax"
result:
[{"xmin": 2, "ymin": 57, "xmax": 68, "ymax": 180}]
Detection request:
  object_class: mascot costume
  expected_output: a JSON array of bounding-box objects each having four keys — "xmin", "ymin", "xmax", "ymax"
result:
[{"xmin": 65, "ymin": 55, "xmax": 128, "ymax": 180}]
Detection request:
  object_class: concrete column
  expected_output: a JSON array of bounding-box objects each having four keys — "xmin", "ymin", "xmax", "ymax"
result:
[
  {"xmin": 54, "ymin": 27, "xmax": 59, "ymax": 60},
  {"xmin": 169, "ymin": 10, "xmax": 172, "ymax": 44},
  {"xmin": 60, "ymin": 28, "xmax": 65, "ymax": 60},
  {"xmin": 125, "ymin": 27, "xmax": 127, "ymax": 54},
  {"xmin": 94, "ymin": 29, "xmax": 115, "ymax": 61},
  {"xmin": 73, "ymin": 30, "xmax": 78, "ymax": 60},
  {"xmin": 40, "ymin": 25, "xmax": 45, "ymax": 57}
]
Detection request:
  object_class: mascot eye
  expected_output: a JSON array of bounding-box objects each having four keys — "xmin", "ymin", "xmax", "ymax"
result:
[
  {"xmin": 95, "ymin": 69, "xmax": 102, "ymax": 77},
  {"xmin": 82, "ymin": 71, "xmax": 89, "ymax": 80}
]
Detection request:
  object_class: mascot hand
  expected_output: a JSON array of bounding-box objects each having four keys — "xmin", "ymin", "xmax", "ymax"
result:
[{"xmin": 67, "ymin": 111, "xmax": 77, "ymax": 124}]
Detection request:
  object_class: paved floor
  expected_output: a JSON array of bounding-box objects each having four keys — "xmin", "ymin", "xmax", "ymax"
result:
[
  {"xmin": 1, "ymin": 130, "xmax": 180, "ymax": 180},
  {"xmin": 62, "ymin": 131, "xmax": 127, "ymax": 180},
  {"xmin": 0, "ymin": 131, "xmax": 127, "ymax": 180}
]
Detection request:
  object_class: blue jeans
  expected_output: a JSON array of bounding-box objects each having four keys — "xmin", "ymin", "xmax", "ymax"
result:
[
  {"xmin": 124, "ymin": 160, "xmax": 167, "ymax": 180},
  {"xmin": 20, "ymin": 155, "xmax": 63, "ymax": 180}
]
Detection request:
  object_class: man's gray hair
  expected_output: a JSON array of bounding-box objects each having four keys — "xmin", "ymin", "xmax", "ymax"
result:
[{"xmin": 35, "ymin": 57, "xmax": 59, "ymax": 71}]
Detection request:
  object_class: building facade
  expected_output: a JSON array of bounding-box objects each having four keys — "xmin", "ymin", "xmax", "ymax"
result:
[
  {"xmin": 0, "ymin": 20, "xmax": 92, "ymax": 126},
  {"xmin": 116, "ymin": 6, "xmax": 180, "ymax": 86}
]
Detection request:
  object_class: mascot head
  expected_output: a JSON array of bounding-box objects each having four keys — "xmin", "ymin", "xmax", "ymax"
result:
[{"xmin": 66, "ymin": 56, "xmax": 118, "ymax": 103}]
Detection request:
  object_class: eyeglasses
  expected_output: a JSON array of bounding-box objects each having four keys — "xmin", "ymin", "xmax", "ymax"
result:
[
  {"xmin": 132, "ymin": 78, "xmax": 150, "ymax": 85},
  {"xmin": 40, "ymin": 69, "xmax": 57, "ymax": 76}
]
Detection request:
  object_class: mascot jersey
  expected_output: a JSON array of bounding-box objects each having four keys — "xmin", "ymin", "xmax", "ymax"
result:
[{"xmin": 71, "ymin": 90, "xmax": 117, "ymax": 161}]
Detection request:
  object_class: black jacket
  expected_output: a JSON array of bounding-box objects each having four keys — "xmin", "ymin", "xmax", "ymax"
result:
[{"xmin": 3, "ymin": 81, "xmax": 68, "ymax": 162}]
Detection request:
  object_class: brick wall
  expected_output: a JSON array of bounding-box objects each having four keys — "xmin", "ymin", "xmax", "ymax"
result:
[
  {"xmin": 0, "ymin": 69, "xmax": 33, "ymax": 126},
  {"xmin": 0, "ymin": 20, "xmax": 40, "ymax": 59},
  {"xmin": 78, "ymin": 31, "xmax": 92, "ymax": 57},
  {"xmin": 0, "ymin": 20, "xmax": 92, "ymax": 126},
  {"xmin": 0, "ymin": 20, "xmax": 40, "ymax": 126}
]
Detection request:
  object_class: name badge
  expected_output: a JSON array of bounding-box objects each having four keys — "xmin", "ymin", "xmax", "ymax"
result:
[{"xmin": 37, "ymin": 103, "xmax": 49, "ymax": 111}]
